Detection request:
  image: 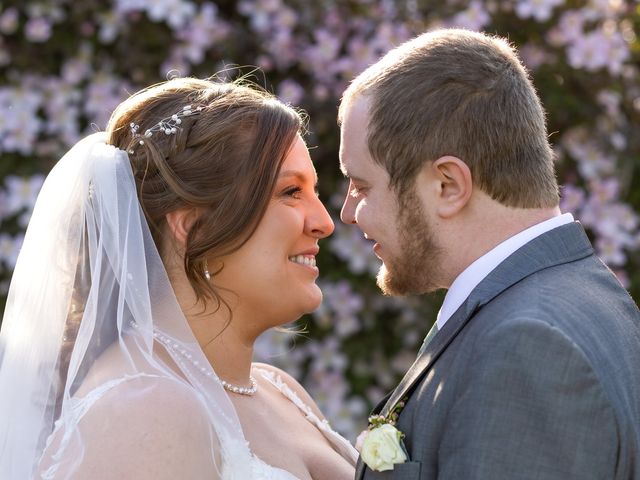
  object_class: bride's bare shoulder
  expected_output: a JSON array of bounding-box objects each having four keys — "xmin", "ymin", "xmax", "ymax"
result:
[
  {"xmin": 42, "ymin": 344, "xmax": 221, "ymax": 479},
  {"xmin": 252, "ymin": 362, "xmax": 327, "ymax": 421},
  {"xmin": 42, "ymin": 374, "xmax": 220, "ymax": 479}
]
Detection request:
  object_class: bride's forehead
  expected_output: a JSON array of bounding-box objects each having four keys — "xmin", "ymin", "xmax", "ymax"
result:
[{"xmin": 278, "ymin": 139, "xmax": 317, "ymax": 181}]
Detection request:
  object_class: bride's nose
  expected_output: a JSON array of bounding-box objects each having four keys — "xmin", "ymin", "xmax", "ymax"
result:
[{"xmin": 306, "ymin": 196, "xmax": 335, "ymax": 238}]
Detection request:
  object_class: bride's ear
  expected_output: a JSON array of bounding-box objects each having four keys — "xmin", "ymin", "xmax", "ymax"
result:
[{"xmin": 165, "ymin": 208, "xmax": 199, "ymax": 248}]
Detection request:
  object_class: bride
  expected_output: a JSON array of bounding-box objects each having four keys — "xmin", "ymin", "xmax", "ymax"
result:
[{"xmin": 0, "ymin": 77, "xmax": 357, "ymax": 479}]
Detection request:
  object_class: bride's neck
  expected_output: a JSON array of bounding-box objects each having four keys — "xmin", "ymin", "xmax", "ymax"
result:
[
  {"xmin": 188, "ymin": 308, "xmax": 256, "ymax": 386},
  {"xmin": 165, "ymin": 258, "xmax": 259, "ymax": 386}
]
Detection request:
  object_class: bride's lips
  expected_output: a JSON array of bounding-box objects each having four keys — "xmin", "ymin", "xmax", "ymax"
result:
[{"xmin": 288, "ymin": 247, "xmax": 320, "ymax": 275}]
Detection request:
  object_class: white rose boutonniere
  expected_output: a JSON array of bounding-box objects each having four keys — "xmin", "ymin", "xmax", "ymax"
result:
[
  {"xmin": 356, "ymin": 399, "xmax": 408, "ymax": 472},
  {"xmin": 360, "ymin": 423, "xmax": 407, "ymax": 471}
]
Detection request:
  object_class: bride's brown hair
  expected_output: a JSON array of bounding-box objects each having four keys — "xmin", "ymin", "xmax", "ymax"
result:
[{"xmin": 105, "ymin": 77, "xmax": 304, "ymax": 310}]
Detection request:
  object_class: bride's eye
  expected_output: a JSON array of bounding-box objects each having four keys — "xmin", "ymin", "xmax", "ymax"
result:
[{"xmin": 283, "ymin": 186, "xmax": 303, "ymax": 199}]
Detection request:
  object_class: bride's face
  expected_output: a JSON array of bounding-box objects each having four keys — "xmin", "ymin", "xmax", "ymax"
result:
[{"xmin": 211, "ymin": 135, "xmax": 334, "ymax": 330}]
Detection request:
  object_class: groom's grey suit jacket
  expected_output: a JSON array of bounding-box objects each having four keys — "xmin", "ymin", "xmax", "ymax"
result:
[{"xmin": 357, "ymin": 222, "xmax": 640, "ymax": 480}]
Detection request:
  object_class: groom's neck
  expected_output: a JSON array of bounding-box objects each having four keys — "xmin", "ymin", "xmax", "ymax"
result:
[{"xmin": 437, "ymin": 194, "xmax": 561, "ymax": 289}]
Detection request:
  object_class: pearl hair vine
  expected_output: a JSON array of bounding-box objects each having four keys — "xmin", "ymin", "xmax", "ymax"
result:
[{"xmin": 128, "ymin": 104, "xmax": 204, "ymax": 154}]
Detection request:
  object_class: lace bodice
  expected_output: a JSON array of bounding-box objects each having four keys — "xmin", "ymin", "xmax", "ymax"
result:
[{"xmin": 40, "ymin": 370, "xmax": 357, "ymax": 480}]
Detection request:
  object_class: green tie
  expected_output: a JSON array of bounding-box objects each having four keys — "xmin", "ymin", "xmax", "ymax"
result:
[{"xmin": 417, "ymin": 322, "xmax": 439, "ymax": 356}]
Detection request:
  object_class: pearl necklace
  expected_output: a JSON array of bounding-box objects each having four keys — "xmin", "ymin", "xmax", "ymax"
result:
[
  {"xmin": 131, "ymin": 322, "xmax": 258, "ymax": 396},
  {"xmin": 220, "ymin": 376, "xmax": 258, "ymax": 396}
]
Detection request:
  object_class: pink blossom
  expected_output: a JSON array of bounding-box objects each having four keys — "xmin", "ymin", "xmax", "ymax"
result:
[
  {"xmin": 0, "ymin": 87, "xmax": 43, "ymax": 155},
  {"xmin": 0, "ymin": 7, "xmax": 19, "ymax": 35},
  {"xmin": 567, "ymin": 29, "xmax": 629, "ymax": 75},
  {"xmin": 590, "ymin": 178, "xmax": 619, "ymax": 204},
  {"xmin": 61, "ymin": 48, "xmax": 92, "ymax": 85},
  {"xmin": 587, "ymin": 0, "xmax": 626, "ymax": 18},
  {"xmin": 160, "ymin": 54, "xmax": 192, "ymax": 78},
  {"xmin": 609, "ymin": 132, "xmax": 625, "ymax": 151},
  {"xmin": 305, "ymin": 29, "xmax": 342, "ymax": 67},
  {"xmin": 4, "ymin": 175, "xmax": 45, "ymax": 216},
  {"xmin": 97, "ymin": 11, "xmax": 121, "ymax": 43},
  {"xmin": 307, "ymin": 337, "xmax": 348, "ymax": 374},
  {"xmin": 515, "ymin": 0, "xmax": 564, "ymax": 22},
  {"xmin": 84, "ymin": 73, "xmax": 132, "ymax": 129},
  {"xmin": 329, "ymin": 222, "xmax": 381, "ymax": 277},
  {"xmin": 566, "ymin": 30, "xmax": 608, "ymax": 71},
  {"xmin": 597, "ymin": 90, "xmax": 622, "ymax": 119},
  {"xmin": 314, "ymin": 280, "xmax": 364, "ymax": 337},
  {"xmin": 519, "ymin": 43, "xmax": 550, "ymax": 70},
  {"xmin": 450, "ymin": 1, "xmax": 491, "ymax": 30},
  {"xmin": 339, "ymin": 36, "xmax": 378, "ymax": 80},
  {"xmin": 25, "ymin": 17, "xmax": 52, "ymax": 42},
  {"xmin": 595, "ymin": 236, "xmax": 626, "ymax": 266},
  {"xmin": 173, "ymin": 3, "xmax": 231, "ymax": 67},
  {"xmin": 604, "ymin": 32, "xmax": 630, "ymax": 75},
  {"xmin": 115, "ymin": 0, "xmax": 196, "ymax": 30},
  {"xmin": 553, "ymin": 10, "xmax": 585, "ymax": 44},
  {"xmin": 560, "ymin": 184, "xmax": 586, "ymax": 214},
  {"xmin": 313, "ymin": 84, "xmax": 330, "ymax": 101},
  {"xmin": 274, "ymin": 6, "xmax": 297, "ymax": 29},
  {"xmin": 371, "ymin": 22, "xmax": 412, "ymax": 54},
  {"xmin": 264, "ymin": 31, "xmax": 297, "ymax": 69},
  {"xmin": 563, "ymin": 134, "xmax": 615, "ymax": 180},
  {"xmin": 277, "ymin": 79, "xmax": 305, "ymax": 105}
]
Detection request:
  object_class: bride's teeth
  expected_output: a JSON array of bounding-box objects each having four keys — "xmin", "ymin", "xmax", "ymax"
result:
[{"xmin": 289, "ymin": 255, "xmax": 316, "ymax": 267}]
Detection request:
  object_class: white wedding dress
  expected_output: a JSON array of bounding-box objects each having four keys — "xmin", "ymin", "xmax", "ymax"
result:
[
  {"xmin": 0, "ymin": 134, "xmax": 357, "ymax": 479},
  {"xmin": 39, "ymin": 368, "xmax": 356, "ymax": 480}
]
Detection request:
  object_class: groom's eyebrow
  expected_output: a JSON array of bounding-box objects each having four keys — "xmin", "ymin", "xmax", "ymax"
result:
[
  {"xmin": 342, "ymin": 170, "xmax": 368, "ymax": 185},
  {"xmin": 340, "ymin": 161, "xmax": 369, "ymax": 184}
]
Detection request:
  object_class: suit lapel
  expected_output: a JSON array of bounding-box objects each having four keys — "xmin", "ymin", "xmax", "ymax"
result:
[
  {"xmin": 380, "ymin": 296, "xmax": 479, "ymax": 417},
  {"xmin": 355, "ymin": 457, "xmax": 366, "ymax": 479},
  {"xmin": 378, "ymin": 222, "xmax": 594, "ymax": 418}
]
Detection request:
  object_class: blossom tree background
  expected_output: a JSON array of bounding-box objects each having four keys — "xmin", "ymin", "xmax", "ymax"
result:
[{"xmin": 0, "ymin": 0, "xmax": 638, "ymax": 440}]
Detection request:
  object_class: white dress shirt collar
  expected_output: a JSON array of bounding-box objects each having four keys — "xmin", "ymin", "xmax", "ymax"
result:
[{"xmin": 436, "ymin": 213, "xmax": 574, "ymax": 329}]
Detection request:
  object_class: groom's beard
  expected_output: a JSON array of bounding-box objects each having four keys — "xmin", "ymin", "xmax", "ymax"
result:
[{"xmin": 377, "ymin": 191, "xmax": 443, "ymax": 296}]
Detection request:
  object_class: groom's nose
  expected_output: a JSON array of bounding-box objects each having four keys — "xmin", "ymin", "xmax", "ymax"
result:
[{"xmin": 340, "ymin": 194, "xmax": 357, "ymax": 225}]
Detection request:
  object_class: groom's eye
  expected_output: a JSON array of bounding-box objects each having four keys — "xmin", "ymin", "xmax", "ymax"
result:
[{"xmin": 350, "ymin": 185, "xmax": 366, "ymax": 197}]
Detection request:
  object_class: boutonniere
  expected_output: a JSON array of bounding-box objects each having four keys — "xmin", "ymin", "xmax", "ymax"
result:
[{"xmin": 355, "ymin": 399, "xmax": 408, "ymax": 472}]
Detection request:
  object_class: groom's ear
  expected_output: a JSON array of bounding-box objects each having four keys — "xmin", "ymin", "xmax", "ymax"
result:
[{"xmin": 428, "ymin": 155, "xmax": 473, "ymax": 219}]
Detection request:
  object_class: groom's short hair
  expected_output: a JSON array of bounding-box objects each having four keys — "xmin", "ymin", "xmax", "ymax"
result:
[{"xmin": 338, "ymin": 29, "xmax": 559, "ymax": 208}]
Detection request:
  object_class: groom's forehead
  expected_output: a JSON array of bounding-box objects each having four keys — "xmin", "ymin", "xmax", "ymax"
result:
[{"xmin": 339, "ymin": 102, "xmax": 371, "ymax": 175}]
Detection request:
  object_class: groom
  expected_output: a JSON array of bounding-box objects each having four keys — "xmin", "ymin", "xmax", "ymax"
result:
[{"xmin": 338, "ymin": 29, "xmax": 640, "ymax": 479}]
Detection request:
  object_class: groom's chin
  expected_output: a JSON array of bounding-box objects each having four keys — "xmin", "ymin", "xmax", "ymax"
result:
[
  {"xmin": 377, "ymin": 264, "xmax": 412, "ymax": 297},
  {"xmin": 377, "ymin": 263, "xmax": 438, "ymax": 297}
]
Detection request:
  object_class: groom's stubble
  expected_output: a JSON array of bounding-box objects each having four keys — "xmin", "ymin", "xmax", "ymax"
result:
[{"xmin": 377, "ymin": 188, "xmax": 445, "ymax": 296}]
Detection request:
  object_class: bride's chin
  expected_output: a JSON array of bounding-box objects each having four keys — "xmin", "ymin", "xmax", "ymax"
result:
[{"xmin": 296, "ymin": 285, "xmax": 323, "ymax": 316}]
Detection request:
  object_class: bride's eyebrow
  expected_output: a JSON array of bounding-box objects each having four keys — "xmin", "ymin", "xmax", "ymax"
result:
[{"xmin": 278, "ymin": 169, "xmax": 318, "ymax": 185}]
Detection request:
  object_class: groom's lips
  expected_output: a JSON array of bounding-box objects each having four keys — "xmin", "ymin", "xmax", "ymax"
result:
[{"xmin": 364, "ymin": 234, "xmax": 380, "ymax": 255}]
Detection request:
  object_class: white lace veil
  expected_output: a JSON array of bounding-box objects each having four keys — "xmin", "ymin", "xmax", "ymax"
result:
[{"xmin": 0, "ymin": 133, "xmax": 252, "ymax": 479}]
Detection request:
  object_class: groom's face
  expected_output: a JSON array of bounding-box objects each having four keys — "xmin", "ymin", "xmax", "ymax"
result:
[{"xmin": 339, "ymin": 96, "xmax": 444, "ymax": 295}]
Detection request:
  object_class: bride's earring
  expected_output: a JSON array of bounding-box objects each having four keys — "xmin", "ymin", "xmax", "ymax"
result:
[{"xmin": 204, "ymin": 259, "xmax": 211, "ymax": 281}]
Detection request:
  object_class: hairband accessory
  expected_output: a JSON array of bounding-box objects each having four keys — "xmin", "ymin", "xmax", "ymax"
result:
[{"xmin": 128, "ymin": 105, "xmax": 204, "ymax": 153}]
